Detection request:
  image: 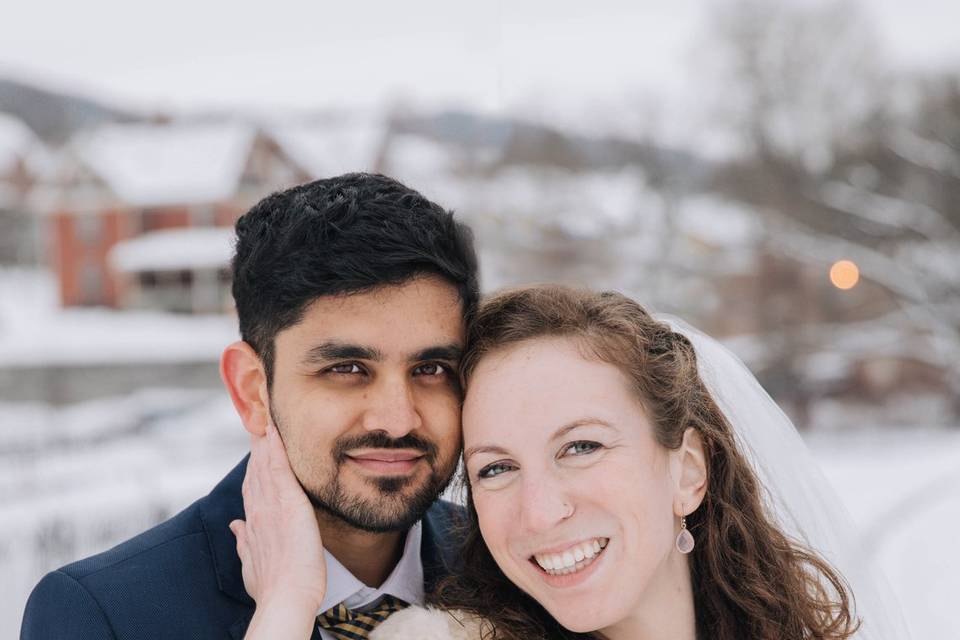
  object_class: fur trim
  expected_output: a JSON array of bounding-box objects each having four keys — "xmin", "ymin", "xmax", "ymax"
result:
[{"xmin": 370, "ymin": 606, "xmax": 487, "ymax": 640}]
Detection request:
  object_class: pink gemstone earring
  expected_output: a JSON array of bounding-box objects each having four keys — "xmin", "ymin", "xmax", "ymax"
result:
[{"xmin": 676, "ymin": 506, "xmax": 695, "ymax": 554}]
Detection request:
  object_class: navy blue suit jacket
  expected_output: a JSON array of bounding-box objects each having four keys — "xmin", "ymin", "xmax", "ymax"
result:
[{"xmin": 20, "ymin": 457, "xmax": 462, "ymax": 640}]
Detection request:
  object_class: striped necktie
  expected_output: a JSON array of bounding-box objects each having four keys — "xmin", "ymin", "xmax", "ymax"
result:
[{"xmin": 317, "ymin": 595, "xmax": 408, "ymax": 639}]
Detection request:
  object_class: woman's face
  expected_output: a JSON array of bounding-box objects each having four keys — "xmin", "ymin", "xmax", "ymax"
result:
[{"xmin": 462, "ymin": 337, "xmax": 685, "ymax": 633}]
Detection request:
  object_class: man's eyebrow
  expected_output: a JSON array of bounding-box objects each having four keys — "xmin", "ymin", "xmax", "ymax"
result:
[
  {"xmin": 412, "ymin": 344, "xmax": 463, "ymax": 363},
  {"xmin": 302, "ymin": 341, "xmax": 383, "ymax": 365}
]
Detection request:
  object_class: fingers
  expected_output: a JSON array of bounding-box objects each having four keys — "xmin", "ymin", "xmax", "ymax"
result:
[
  {"xmin": 265, "ymin": 420, "xmax": 300, "ymax": 487},
  {"xmin": 242, "ymin": 417, "xmax": 307, "ymax": 523},
  {"xmin": 247, "ymin": 421, "xmax": 271, "ymax": 494},
  {"xmin": 229, "ymin": 519, "xmax": 249, "ymax": 564}
]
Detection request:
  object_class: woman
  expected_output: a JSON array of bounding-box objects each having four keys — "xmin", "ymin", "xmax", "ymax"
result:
[{"xmin": 235, "ymin": 285, "xmax": 895, "ymax": 639}]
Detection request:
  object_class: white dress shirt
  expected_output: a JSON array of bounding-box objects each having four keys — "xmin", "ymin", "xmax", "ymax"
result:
[{"xmin": 315, "ymin": 522, "xmax": 425, "ymax": 639}]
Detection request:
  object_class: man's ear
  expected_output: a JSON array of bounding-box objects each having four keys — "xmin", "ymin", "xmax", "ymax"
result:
[
  {"xmin": 220, "ymin": 340, "xmax": 271, "ymax": 437},
  {"xmin": 672, "ymin": 427, "xmax": 708, "ymax": 517}
]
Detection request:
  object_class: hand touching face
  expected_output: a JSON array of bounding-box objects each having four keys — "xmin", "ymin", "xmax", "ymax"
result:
[{"xmin": 230, "ymin": 419, "xmax": 327, "ymax": 613}]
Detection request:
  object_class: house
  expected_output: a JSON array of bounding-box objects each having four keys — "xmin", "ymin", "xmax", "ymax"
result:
[
  {"xmin": 28, "ymin": 121, "xmax": 310, "ymax": 311},
  {"xmin": 269, "ymin": 116, "xmax": 386, "ymax": 179},
  {"xmin": 0, "ymin": 111, "xmax": 47, "ymax": 264},
  {"xmin": 108, "ymin": 226, "xmax": 236, "ymax": 314}
]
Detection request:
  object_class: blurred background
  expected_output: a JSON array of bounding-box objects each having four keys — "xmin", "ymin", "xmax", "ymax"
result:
[{"xmin": 1, "ymin": 0, "xmax": 958, "ymax": 636}]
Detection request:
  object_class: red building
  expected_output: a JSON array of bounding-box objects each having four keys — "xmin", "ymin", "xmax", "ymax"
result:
[{"xmin": 29, "ymin": 121, "xmax": 309, "ymax": 311}]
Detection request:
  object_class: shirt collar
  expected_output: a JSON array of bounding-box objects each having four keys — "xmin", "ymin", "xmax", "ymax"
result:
[{"xmin": 317, "ymin": 521, "xmax": 425, "ymax": 614}]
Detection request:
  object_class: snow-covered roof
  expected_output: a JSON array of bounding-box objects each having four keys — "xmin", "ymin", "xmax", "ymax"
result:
[
  {"xmin": 73, "ymin": 122, "xmax": 255, "ymax": 207},
  {"xmin": 108, "ymin": 227, "xmax": 235, "ymax": 273},
  {"xmin": 480, "ymin": 167, "xmax": 655, "ymax": 239},
  {"xmin": 269, "ymin": 119, "xmax": 384, "ymax": 179},
  {"xmin": 0, "ymin": 111, "xmax": 38, "ymax": 174},
  {"xmin": 383, "ymin": 134, "xmax": 456, "ymax": 180}
]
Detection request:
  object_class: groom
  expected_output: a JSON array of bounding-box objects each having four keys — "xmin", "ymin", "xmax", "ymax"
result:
[{"xmin": 21, "ymin": 173, "xmax": 480, "ymax": 639}]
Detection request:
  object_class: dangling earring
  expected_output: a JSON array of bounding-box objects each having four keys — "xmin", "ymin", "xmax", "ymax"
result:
[{"xmin": 676, "ymin": 505, "xmax": 695, "ymax": 554}]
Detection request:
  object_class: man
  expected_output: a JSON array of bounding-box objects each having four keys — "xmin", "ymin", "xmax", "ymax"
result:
[{"xmin": 21, "ymin": 173, "xmax": 480, "ymax": 639}]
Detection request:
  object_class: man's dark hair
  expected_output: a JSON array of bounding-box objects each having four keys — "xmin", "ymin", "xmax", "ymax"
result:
[{"xmin": 231, "ymin": 172, "xmax": 479, "ymax": 383}]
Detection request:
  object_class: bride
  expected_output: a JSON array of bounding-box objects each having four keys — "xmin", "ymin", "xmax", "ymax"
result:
[{"xmin": 232, "ymin": 285, "xmax": 906, "ymax": 639}]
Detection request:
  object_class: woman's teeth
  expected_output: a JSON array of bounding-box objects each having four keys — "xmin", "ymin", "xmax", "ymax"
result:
[{"xmin": 533, "ymin": 538, "xmax": 608, "ymax": 576}]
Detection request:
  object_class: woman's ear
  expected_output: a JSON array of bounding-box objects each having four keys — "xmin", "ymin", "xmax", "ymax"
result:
[
  {"xmin": 220, "ymin": 340, "xmax": 271, "ymax": 437},
  {"xmin": 672, "ymin": 427, "xmax": 708, "ymax": 516}
]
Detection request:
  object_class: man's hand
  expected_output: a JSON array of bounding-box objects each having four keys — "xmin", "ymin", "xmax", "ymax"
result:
[{"xmin": 230, "ymin": 420, "xmax": 327, "ymax": 633}]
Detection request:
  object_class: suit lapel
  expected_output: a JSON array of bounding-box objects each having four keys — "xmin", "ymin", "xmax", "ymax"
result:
[{"xmin": 198, "ymin": 457, "xmax": 256, "ymax": 638}]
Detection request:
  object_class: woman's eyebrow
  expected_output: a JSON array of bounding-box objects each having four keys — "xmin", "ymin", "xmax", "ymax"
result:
[
  {"xmin": 550, "ymin": 418, "xmax": 615, "ymax": 441},
  {"xmin": 463, "ymin": 444, "xmax": 510, "ymax": 463}
]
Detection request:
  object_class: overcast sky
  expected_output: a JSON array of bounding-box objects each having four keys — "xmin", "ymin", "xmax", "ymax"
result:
[{"xmin": 1, "ymin": 0, "xmax": 958, "ymax": 119}]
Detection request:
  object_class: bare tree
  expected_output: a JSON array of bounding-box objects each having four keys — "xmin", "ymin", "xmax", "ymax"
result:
[{"xmin": 703, "ymin": 0, "xmax": 960, "ymax": 421}]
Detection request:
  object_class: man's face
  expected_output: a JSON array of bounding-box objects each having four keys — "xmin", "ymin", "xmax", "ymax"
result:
[{"xmin": 269, "ymin": 275, "xmax": 466, "ymax": 532}]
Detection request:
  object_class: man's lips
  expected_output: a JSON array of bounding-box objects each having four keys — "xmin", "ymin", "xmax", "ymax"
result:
[{"xmin": 345, "ymin": 449, "xmax": 426, "ymax": 474}]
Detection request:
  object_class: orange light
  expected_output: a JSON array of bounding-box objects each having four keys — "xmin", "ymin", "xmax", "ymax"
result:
[{"xmin": 829, "ymin": 260, "xmax": 860, "ymax": 290}]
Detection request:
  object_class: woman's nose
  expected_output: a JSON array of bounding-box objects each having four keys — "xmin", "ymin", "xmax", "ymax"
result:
[{"xmin": 517, "ymin": 475, "xmax": 575, "ymax": 534}]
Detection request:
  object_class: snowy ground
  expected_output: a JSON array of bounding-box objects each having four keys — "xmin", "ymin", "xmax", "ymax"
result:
[
  {"xmin": 807, "ymin": 428, "xmax": 960, "ymax": 639},
  {"xmin": 0, "ymin": 269, "xmax": 237, "ymax": 368},
  {"xmin": 1, "ymin": 388, "xmax": 956, "ymax": 639}
]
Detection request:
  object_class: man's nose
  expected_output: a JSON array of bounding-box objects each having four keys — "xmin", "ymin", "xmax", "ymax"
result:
[
  {"xmin": 360, "ymin": 374, "xmax": 422, "ymax": 437},
  {"xmin": 517, "ymin": 473, "xmax": 575, "ymax": 534}
]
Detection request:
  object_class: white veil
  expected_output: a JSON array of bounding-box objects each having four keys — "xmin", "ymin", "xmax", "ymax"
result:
[{"xmin": 662, "ymin": 316, "xmax": 910, "ymax": 639}]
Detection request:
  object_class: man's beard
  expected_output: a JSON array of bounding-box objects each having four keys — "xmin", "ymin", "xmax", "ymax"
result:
[{"xmin": 273, "ymin": 412, "xmax": 457, "ymax": 533}]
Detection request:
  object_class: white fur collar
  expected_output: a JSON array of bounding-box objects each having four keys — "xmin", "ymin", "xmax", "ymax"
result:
[{"xmin": 370, "ymin": 606, "xmax": 487, "ymax": 640}]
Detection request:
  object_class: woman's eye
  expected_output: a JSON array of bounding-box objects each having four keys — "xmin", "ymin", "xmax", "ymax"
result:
[
  {"xmin": 561, "ymin": 441, "xmax": 601, "ymax": 457},
  {"xmin": 477, "ymin": 462, "xmax": 514, "ymax": 479},
  {"xmin": 328, "ymin": 363, "xmax": 363, "ymax": 375},
  {"xmin": 414, "ymin": 362, "xmax": 448, "ymax": 376}
]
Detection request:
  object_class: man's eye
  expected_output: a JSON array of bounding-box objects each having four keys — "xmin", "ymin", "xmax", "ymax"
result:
[
  {"xmin": 561, "ymin": 441, "xmax": 601, "ymax": 457},
  {"xmin": 328, "ymin": 363, "xmax": 363, "ymax": 375},
  {"xmin": 477, "ymin": 462, "xmax": 515, "ymax": 479},
  {"xmin": 414, "ymin": 362, "xmax": 447, "ymax": 376}
]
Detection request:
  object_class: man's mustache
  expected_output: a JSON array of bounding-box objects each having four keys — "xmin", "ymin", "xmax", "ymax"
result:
[{"xmin": 332, "ymin": 432, "xmax": 438, "ymax": 462}]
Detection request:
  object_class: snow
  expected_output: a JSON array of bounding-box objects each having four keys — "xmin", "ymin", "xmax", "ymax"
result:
[
  {"xmin": 268, "ymin": 119, "xmax": 384, "ymax": 179},
  {"xmin": 477, "ymin": 167, "xmax": 655, "ymax": 239},
  {"xmin": 675, "ymin": 195, "xmax": 764, "ymax": 248},
  {"xmin": 383, "ymin": 134, "xmax": 457, "ymax": 181},
  {"xmin": 72, "ymin": 121, "xmax": 255, "ymax": 207},
  {"xmin": 0, "ymin": 270, "xmax": 237, "ymax": 367},
  {"xmin": 800, "ymin": 350, "xmax": 854, "ymax": 384},
  {"xmin": 0, "ymin": 389, "xmax": 249, "ymax": 637},
  {"xmin": 108, "ymin": 226, "xmax": 235, "ymax": 273},
  {"xmin": 0, "ymin": 307, "xmax": 236, "ymax": 367},
  {"xmin": 0, "ymin": 111, "xmax": 36, "ymax": 174},
  {"xmin": 807, "ymin": 428, "xmax": 960, "ymax": 639}
]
